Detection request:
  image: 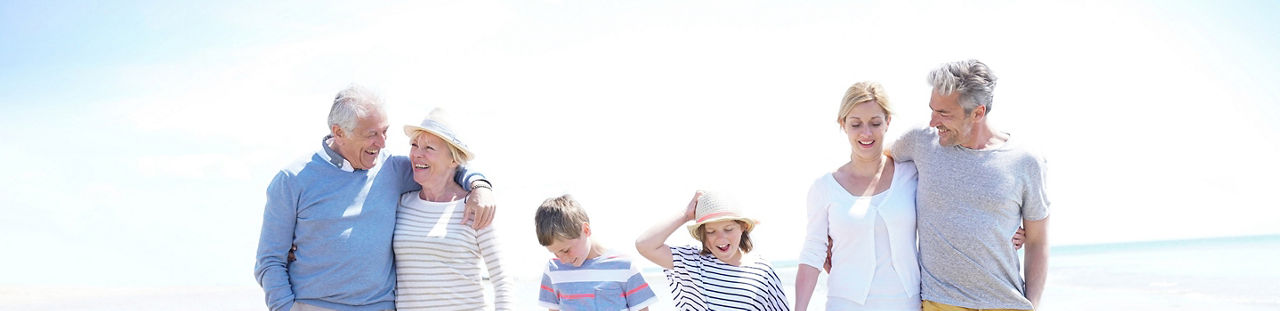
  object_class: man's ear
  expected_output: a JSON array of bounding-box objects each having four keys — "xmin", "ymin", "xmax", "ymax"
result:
[
  {"xmin": 971, "ymin": 105, "xmax": 987, "ymax": 121},
  {"xmin": 331, "ymin": 124, "xmax": 345, "ymax": 138}
]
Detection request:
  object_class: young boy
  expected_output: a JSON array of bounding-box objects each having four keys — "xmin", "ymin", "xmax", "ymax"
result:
[{"xmin": 535, "ymin": 194, "xmax": 658, "ymax": 311}]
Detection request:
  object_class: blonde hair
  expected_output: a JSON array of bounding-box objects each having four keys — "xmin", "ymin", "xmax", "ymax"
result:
[
  {"xmin": 408, "ymin": 129, "xmax": 471, "ymax": 165},
  {"xmin": 534, "ymin": 194, "xmax": 591, "ymax": 246},
  {"xmin": 837, "ymin": 81, "xmax": 893, "ymax": 127}
]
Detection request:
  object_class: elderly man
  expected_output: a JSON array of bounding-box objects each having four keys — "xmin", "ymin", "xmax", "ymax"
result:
[
  {"xmin": 890, "ymin": 60, "xmax": 1050, "ymax": 310},
  {"xmin": 254, "ymin": 85, "xmax": 497, "ymax": 311}
]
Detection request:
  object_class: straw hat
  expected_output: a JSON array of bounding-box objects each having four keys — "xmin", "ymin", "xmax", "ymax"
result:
[
  {"xmin": 685, "ymin": 191, "xmax": 757, "ymax": 239},
  {"xmin": 403, "ymin": 108, "xmax": 473, "ymax": 161}
]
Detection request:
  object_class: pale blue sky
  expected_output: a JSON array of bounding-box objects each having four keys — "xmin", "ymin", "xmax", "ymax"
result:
[{"xmin": 2, "ymin": 0, "xmax": 1278, "ymax": 288}]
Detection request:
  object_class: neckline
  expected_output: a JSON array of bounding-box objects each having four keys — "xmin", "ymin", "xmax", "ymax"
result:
[{"xmin": 827, "ymin": 164, "xmax": 898, "ymax": 199}]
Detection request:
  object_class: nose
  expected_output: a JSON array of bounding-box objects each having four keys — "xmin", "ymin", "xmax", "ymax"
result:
[
  {"xmin": 858, "ymin": 124, "xmax": 873, "ymax": 136},
  {"xmin": 373, "ymin": 132, "xmax": 386, "ymax": 149},
  {"xmin": 929, "ymin": 113, "xmax": 942, "ymax": 128}
]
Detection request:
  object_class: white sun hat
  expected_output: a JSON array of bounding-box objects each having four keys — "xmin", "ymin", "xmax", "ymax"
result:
[
  {"xmin": 685, "ymin": 191, "xmax": 758, "ymax": 239},
  {"xmin": 403, "ymin": 108, "xmax": 474, "ymax": 162}
]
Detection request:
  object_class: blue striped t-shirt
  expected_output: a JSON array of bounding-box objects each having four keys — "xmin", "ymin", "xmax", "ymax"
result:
[{"xmin": 539, "ymin": 252, "xmax": 658, "ymax": 311}]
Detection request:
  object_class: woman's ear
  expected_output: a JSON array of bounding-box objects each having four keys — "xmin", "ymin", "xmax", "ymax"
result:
[{"xmin": 581, "ymin": 222, "xmax": 592, "ymax": 237}]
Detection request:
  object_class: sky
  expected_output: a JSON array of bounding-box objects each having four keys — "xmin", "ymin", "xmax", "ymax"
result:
[{"xmin": 2, "ymin": 0, "xmax": 1278, "ymax": 289}]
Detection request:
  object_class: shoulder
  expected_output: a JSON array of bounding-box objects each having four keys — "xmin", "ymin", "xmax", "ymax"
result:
[
  {"xmin": 892, "ymin": 160, "xmax": 918, "ymax": 179},
  {"xmin": 670, "ymin": 245, "xmax": 705, "ymax": 263},
  {"xmin": 1002, "ymin": 135, "xmax": 1049, "ymax": 169},
  {"xmin": 270, "ymin": 153, "xmax": 327, "ymax": 188},
  {"xmin": 589, "ymin": 253, "xmax": 639, "ymax": 271},
  {"xmin": 901, "ymin": 126, "xmax": 936, "ymax": 142},
  {"xmin": 808, "ymin": 173, "xmax": 834, "ymax": 193}
]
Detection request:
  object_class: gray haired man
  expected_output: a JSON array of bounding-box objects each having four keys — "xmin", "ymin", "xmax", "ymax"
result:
[{"xmin": 890, "ymin": 60, "xmax": 1050, "ymax": 310}]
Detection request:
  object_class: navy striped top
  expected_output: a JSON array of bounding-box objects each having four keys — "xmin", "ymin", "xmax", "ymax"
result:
[{"xmin": 664, "ymin": 246, "xmax": 791, "ymax": 311}]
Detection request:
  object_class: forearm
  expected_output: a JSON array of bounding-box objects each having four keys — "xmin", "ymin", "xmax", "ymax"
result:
[
  {"xmin": 1021, "ymin": 216, "xmax": 1050, "ymax": 308},
  {"xmin": 1023, "ymin": 241, "xmax": 1049, "ymax": 308},
  {"xmin": 478, "ymin": 229, "xmax": 513, "ymax": 310},
  {"xmin": 453, "ymin": 165, "xmax": 489, "ymax": 191},
  {"xmin": 794, "ymin": 264, "xmax": 821, "ymax": 310}
]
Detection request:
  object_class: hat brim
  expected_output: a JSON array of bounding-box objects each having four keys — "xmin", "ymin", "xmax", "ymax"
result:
[
  {"xmin": 403, "ymin": 125, "xmax": 474, "ymax": 162},
  {"xmin": 686, "ymin": 216, "xmax": 757, "ymax": 240}
]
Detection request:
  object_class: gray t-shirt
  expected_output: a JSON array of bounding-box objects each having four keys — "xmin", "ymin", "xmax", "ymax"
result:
[{"xmin": 891, "ymin": 127, "xmax": 1050, "ymax": 310}]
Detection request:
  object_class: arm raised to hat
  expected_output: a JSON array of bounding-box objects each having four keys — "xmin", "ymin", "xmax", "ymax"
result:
[
  {"xmin": 453, "ymin": 165, "xmax": 496, "ymax": 230},
  {"xmin": 635, "ymin": 192, "xmax": 700, "ymax": 270}
]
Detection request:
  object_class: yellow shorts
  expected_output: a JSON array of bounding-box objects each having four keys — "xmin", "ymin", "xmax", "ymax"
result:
[{"xmin": 922, "ymin": 300, "xmax": 1031, "ymax": 311}]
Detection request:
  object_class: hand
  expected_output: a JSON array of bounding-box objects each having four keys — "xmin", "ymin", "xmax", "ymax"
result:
[
  {"xmin": 287, "ymin": 244, "xmax": 297, "ymax": 263},
  {"xmin": 684, "ymin": 191, "xmax": 702, "ymax": 222},
  {"xmin": 1013, "ymin": 226, "xmax": 1026, "ymax": 250},
  {"xmin": 464, "ymin": 186, "xmax": 497, "ymax": 230},
  {"xmin": 823, "ymin": 235, "xmax": 833, "ymax": 273}
]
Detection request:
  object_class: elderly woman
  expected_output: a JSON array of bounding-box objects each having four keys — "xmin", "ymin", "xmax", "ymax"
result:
[
  {"xmin": 636, "ymin": 191, "xmax": 791, "ymax": 311},
  {"xmin": 393, "ymin": 108, "xmax": 513, "ymax": 310}
]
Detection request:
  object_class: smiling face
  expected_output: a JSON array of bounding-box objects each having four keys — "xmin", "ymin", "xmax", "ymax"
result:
[
  {"xmin": 331, "ymin": 106, "xmax": 388, "ymax": 170},
  {"xmin": 841, "ymin": 100, "xmax": 891, "ymax": 160},
  {"xmin": 408, "ymin": 131, "xmax": 459, "ymax": 186},
  {"xmin": 928, "ymin": 90, "xmax": 976, "ymax": 147},
  {"xmin": 699, "ymin": 220, "xmax": 745, "ymax": 263},
  {"xmin": 544, "ymin": 224, "xmax": 595, "ymax": 267}
]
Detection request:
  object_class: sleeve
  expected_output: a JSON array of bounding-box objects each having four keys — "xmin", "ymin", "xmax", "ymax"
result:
[
  {"xmin": 765, "ymin": 263, "xmax": 793, "ymax": 311},
  {"xmin": 624, "ymin": 261, "xmax": 659, "ymax": 311},
  {"xmin": 889, "ymin": 127, "xmax": 924, "ymax": 162},
  {"xmin": 1021, "ymin": 154, "xmax": 1050, "ymax": 221},
  {"xmin": 664, "ymin": 246, "xmax": 697, "ymax": 292},
  {"xmin": 453, "ymin": 164, "xmax": 489, "ymax": 191},
  {"xmin": 797, "ymin": 179, "xmax": 830, "ymax": 270},
  {"xmin": 538, "ymin": 267, "xmax": 560, "ymax": 309},
  {"xmin": 254, "ymin": 170, "xmax": 298, "ymax": 311},
  {"xmin": 477, "ymin": 226, "xmax": 514, "ymax": 310},
  {"xmin": 390, "ymin": 156, "xmax": 421, "ymax": 193}
]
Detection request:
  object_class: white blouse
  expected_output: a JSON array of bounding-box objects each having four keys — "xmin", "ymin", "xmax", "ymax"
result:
[{"xmin": 799, "ymin": 161, "xmax": 921, "ymax": 308}]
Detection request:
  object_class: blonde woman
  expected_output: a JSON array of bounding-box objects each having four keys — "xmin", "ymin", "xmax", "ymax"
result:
[
  {"xmin": 393, "ymin": 109, "xmax": 513, "ymax": 310},
  {"xmin": 795, "ymin": 82, "xmax": 920, "ymax": 311}
]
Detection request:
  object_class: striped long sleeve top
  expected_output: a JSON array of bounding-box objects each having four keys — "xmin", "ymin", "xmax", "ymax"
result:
[{"xmin": 393, "ymin": 192, "xmax": 513, "ymax": 310}]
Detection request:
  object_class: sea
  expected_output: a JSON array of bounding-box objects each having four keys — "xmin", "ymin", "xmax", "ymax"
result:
[{"xmin": 3, "ymin": 235, "xmax": 1277, "ymax": 310}]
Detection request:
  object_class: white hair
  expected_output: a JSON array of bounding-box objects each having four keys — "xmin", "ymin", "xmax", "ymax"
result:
[
  {"xmin": 927, "ymin": 59, "xmax": 997, "ymax": 114},
  {"xmin": 328, "ymin": 85, "xmax": 385, "ymax": 133}
]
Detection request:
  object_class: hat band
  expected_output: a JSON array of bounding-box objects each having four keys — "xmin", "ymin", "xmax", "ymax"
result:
[
  {"xmin": 417, "ymin": 119, "xmax": 466, "ymax": 149},
  {"xmin": 696, "ymin": 211, "xmax": 741, "ymax": 223}
]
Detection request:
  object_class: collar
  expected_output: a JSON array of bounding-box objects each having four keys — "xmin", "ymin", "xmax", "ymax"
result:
[{"xmin": 319, "ymin": 135, "xmax": 356, "ymax": 172}]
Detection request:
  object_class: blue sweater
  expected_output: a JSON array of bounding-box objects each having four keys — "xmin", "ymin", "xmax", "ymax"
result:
[{"xmin": 254, "ymin": 139, "xmax": 481, "ymax": 311}]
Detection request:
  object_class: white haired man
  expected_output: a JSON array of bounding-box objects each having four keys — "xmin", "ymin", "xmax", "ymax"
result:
[
  {"xmin": 890, "ymin": 60, "xmax": 1050, "ymax": 311},
  {"xmin": 254, "ymin": 85, "xmax": 497, "ymax": 311}
]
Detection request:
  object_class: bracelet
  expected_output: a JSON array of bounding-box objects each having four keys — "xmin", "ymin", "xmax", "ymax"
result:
[{"xmin": 472, "ymin": 181, "xmax": 493, "ymax": 190}]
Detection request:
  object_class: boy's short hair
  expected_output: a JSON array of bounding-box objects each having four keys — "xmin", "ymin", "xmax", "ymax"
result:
[{"xmin": 535, "ymin": 194, "xmax": 591, "ymax": 246}]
